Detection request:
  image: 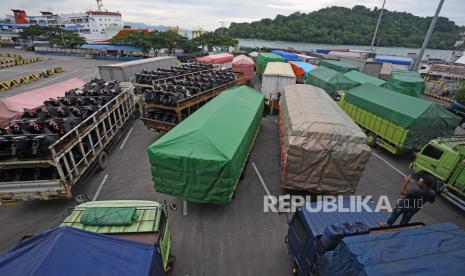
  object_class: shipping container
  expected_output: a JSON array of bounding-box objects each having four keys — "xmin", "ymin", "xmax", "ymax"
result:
[
  {"xmin": 255, "ymin": 53, "xmax": 285, "ymax": 75},
  {"xmin": 338, "ymin": 83, "xmax": 461, "ymax": 154},
  {"xmin": 279, "ymin": 85, "xmax": 371, "ymax": 193},
  {"xmin": 98, "ymin": 56, "xmax": 177, "ymax": 82},
  {"xmin": 261, "ymin": 62, "xmax": 296, "ymax": 100},
  {"xmin": 147, "ymin": 86, "xmax": 264, "ymax": 204}
]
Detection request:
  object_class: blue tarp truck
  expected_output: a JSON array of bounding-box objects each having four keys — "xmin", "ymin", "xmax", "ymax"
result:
[
  {"xmin": 0, "ymin": 227, "xmax": 165, "ymax": 276},
  {"xmin": 286, "ymin": 199, "xmax": 465, "ymax": 275}
]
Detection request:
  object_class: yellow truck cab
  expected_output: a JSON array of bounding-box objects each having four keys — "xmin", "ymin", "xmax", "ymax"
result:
[{"xmin": 410, "ymin": 137, "xmax": 465, "ymax": 211}]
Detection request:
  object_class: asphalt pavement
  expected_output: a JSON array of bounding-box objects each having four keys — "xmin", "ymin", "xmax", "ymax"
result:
[{"xmin": 0, "ymin": 49, "xmax": 464, "ymax": 276}]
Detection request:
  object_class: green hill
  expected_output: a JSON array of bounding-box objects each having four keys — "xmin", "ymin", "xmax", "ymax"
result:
[{"xmin": 225, "ymin": 6, "xmax": 464, "ymax": 50}]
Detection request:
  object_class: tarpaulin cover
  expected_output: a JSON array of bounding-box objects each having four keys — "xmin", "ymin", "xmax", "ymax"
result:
[
  {"xmin": 0, "ymin": 227, "xmax": 163, "ymax": 276},
  {"xmin": 374, "ymin": 55, "xmax": 413, "ymax": 65},
  {"xmin": 196, "ymin": 53, "xmax": 234, "ymax": 64},
  {"xmin": 343, "ymin": 70, "xmax": 386, "ymax": 87},
  {"xmin": 324, "ymin": 223, "xmax": 465, "ymax": 276},
  {"xmin": 279, "ymin": 84, "xmax": 371, "ymax": 193},
  {"xmin": 271, "ymin": 50, "xmax": 300, "ymax": 62},
  {"xmin": 256, "ymin": 53, "xmax": 285, "ymax": 75},
  {"xmin": 318, "ymin": 60, "xmax": 358, "ymax": 73},
  {"xmin": 0, "ymin": 78, "xmax": 86, "ymax": 128},
  {"xmin": 345, "ymin": 84, "xmax": 461, "ymax": 150},
  {"xmin": 289, "ymin": 61, "xmax": 317, "ymax": 82},
  {"xmin": 148, "ymin": 86, "xmax": 264, "ymax": 204},
  {"xmin": 80, "ymin": 207, "xmax": 138, "ymax": 226},
  {"xmin": 232, "ymin": 54, "xmax": 255, "ymax": 80},
  {"xmin": 385, "ymin": 70, "xmax": 426, "ymax": 97},
  {"xmin": 305, "ymin": 66, "xmax": 358, "ymax": 97}
]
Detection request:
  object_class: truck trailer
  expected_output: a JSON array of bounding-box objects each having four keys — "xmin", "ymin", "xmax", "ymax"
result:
[
  {"xmin": 338, "ymin": 83, "xmax": 461, "ymax": 154},
  {"xmin": 279, "ymin": 84, "xmax": 371, "ymax": 193},
  {"xmin": 0, "ymin": 81, "xmax": 135, "ymax": 203},
  {"xmin": 287, "ymin": 198, "xmax": 465, "ymax": 276}
]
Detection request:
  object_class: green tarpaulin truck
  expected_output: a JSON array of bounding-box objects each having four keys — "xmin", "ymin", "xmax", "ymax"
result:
[
  {"xmin": 61, "ymin": 200, "xmax": 174, "ymax": 272},
  {"xmin": 147, "ymin": 85, "xmax": 264, "ymax": 204},
  {"xmin": 305, "ymin": 66, "xmax": 358, "ymax": 97},
  {"xmin": 410, "ymin": 137, "xmax": 465, "ymax": 211},
  {"xmin": 385, "ymin": 71, "xmax": 426, "ymax": 98},
  {"xmin": 255, "ymin": 53, "xmax": 285, "ymax": 76},
  {"xmin": 338, "ymin": 83, "xmax": 461, "ymax": 155},
  {"xmin": 318, "ymin": 60, "xmax": 359, "ymax": 73}
]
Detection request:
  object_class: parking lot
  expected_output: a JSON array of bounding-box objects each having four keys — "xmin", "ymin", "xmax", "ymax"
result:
[{"xmin": 1, "ymin": 49, "xmax": 465, "ymax": 276}]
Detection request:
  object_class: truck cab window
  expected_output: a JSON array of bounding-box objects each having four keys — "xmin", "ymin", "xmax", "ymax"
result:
[
  {"xmin": 421, "ymin": 145, "xmax": 444, "ymax": 160},
  {"xmin": 292, "ymin": 215, "xmax": 308, "ymax": 243}
]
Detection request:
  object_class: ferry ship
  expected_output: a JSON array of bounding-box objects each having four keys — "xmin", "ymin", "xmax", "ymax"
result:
[{"xmin": 7, "ymin": 0, "xmax": 123, "ymax": 43}]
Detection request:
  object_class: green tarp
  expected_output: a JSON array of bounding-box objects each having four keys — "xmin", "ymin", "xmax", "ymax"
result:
[
  {"xmin": 345, "ymin": 83, "xmax": 461, "ymax": 150},
  {"xmin": 147, "ymin": 86, "xmax": 264, "ymax": 204},
  {"xmin": 385, "ymin": 70, "xmax": 426, "ymax": 97},
  {"xmin": 256, "ymin": 53, "xmax": 285, "ymax": 75},
  {"xmin": 344, "ymin": 70, "xmax": 386, "ymax": 87},
  {"xmin": 319, "ymin": 60, "xmax": 359, "ymax": 73},
  {"xmin": 305, "ymin": 66, "xmax": 359, "ymax": 97},
  {"xmin": 80, "ymin": 207, "xmax": 137, "ymax": 226}
]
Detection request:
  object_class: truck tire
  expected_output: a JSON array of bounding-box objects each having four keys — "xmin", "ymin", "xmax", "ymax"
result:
[
  {"xmin": 366, "ymin": 132, "xmax": 377, "ymax": 147},
  {"xmin": 98, "ymin": 151, "xmax": 108, "ymax": 171}
]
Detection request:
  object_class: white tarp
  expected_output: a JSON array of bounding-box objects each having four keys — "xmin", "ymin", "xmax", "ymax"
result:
[
  {"xmin": 279, "ymin": 84, "xmax": 371, "ymax": 193},
  {"xmin": 261, "ymin": 62, "xmax": 296, "ymax": 100},
  {"xmin": 456, "ymin": 56, "xmax": 465, "ymax": 65}
]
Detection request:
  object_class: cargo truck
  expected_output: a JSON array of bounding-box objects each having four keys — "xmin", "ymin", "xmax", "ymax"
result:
[
  {"xmin": 287, "ymin": 198, "xmax": 465, "ymax": 276},
  {"xmin": 61, "ymin": 200, "xmax": 174, "ymax": 272},
  {"xmin": 0, "ymin": 83, "xmax": 135, "ymax": 204},
  {"xmin": 279, "ymin": 84, "xmax": 371, "ymax": 193},
  {"xmin": 148, "ymin": 85, "xmax": 264, "ymax": 204},
  {"xmin": 410, "ymin": 137, "xmax": 465, "ymax": 211},
  {"xmin": 338, "ymin": 83, "xmax": 461, "ymax": 155}
]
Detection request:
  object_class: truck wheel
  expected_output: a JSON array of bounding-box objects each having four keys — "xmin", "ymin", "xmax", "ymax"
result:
[
  {"xmin": 461, "ymin": 122, "xmax": 465, "ymax": 129},
  {"xmin": 366, "ymin": 132, "xmax": 377, "ymax": 147},
  {"xmin": 98, "ymin": 151, "xmax": 108, "ymax": 171},
  {"xmin": 166, "ymin": 254, "xmax": 176, "ymax": 272}
]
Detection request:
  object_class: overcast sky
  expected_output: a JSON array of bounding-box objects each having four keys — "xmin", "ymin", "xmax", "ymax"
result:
[{"xmin": 1, "ymin": 0, "xmax": 464, "ymax": 30}]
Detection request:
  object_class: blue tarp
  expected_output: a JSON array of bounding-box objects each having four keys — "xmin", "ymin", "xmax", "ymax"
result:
[
  {"xmin": 80, "ymin": 44, "xmax": 142, "ymax": 52},
  {"xmin": 301, "ymin": 198, "xmax": 388, "ymax": 237},
  {"xmin": 374, "ymin": 55, "xmax": 413, "ymax": 65},
  {"xmin": 271, "ymin": 50, "xmax": 299, "ymax": 62},
  {"xmin": 0, "ymin": 227, "xmax": 163, "ymax": 276},
  {"xmin": 63, "ymin": 25, "xmax": 82, "ymax": 31},
  {"xmin": 324, "ymin": 223, "xmax": 465, "ymax": 276}
]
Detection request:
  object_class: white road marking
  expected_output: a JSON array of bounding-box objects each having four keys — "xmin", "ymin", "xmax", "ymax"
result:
[
  {"xmin": 252, "ymin": 162, "xmax": 272, "ymax": 197},
  {"xmin": 92, "ymin": 174, "xmax": 108, "ymax": 201},
  {"xmin": 28, "ymin": 69, "xmax": 78, "ymax": 89},
  {"xmin": 119, "ymin": 127, "xmax": 134, "ymax": 150},
  {"xmin": 372, "ymin": 152, "xmax": 408, "ymax": 177},
  {"xmin": 182, "ymin": 200, "xmax": 188, "ymax": 216}
]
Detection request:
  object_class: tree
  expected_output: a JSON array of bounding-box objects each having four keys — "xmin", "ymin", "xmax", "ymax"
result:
[
  {"xmin": 455, "ymin": 81, "xmax": 465, "ymax": 105},
  {"xmin": 192, "ymin": 32, "xmax": 237, "ymax": 52},
  {"xmin": 20, "ymin": 25, "xmax": 85, "ymax": 48},
  {"xmin": 156, "ymin": 31, "xmax": 188, "ymax": 55}
]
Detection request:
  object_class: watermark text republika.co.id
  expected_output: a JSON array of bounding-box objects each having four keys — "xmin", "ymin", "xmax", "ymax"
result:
[{"xmin": 264, "ymin": 195, "xmax": 424, "ymax": 213}]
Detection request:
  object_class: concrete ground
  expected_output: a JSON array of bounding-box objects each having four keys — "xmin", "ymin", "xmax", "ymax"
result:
[
  {"xmin": 0, "ymin": 49, "xmax": 465, "ymax": 275},
  {"xmin": 0, "ymin": 48, "xmax": 117, "ymax": 99}
]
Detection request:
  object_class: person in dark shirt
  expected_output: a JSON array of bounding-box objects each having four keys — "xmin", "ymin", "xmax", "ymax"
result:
[{"xmin": 386, "ymin": 175, "xmax": 436, "ymax": 226}]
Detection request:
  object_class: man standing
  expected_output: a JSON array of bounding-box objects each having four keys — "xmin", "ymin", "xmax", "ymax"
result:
[{"xmin": 386, "ymin": 175, "xmax": 436, "ymax": 226}]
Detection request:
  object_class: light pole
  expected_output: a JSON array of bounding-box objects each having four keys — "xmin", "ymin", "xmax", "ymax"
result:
[
  {"xmin": 219, "ymin": 21, "xmax": 226, "ymax": 36},
  {"xmin": 370, "ymin": 0, "xmax": 386, "ymax": 53},
  {"xmin": 412, "ymin": 0, "xmax": 445, "ymax": 71}
]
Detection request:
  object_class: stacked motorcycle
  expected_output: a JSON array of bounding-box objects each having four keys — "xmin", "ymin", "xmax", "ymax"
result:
[
  {"xmin": 135, "ymin": 63, "xmax": 214, "ymax": 85},
  {"xmin": 143, "ymin": 70, "xmax": 237, "ymax": 124},
  {"xmin": 177, "ymin": 52, "xmax": 208, "ymax": 63},
  {"xmin": 0, "ymin": 79, "xmax": 122, "ymax": 161}
]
